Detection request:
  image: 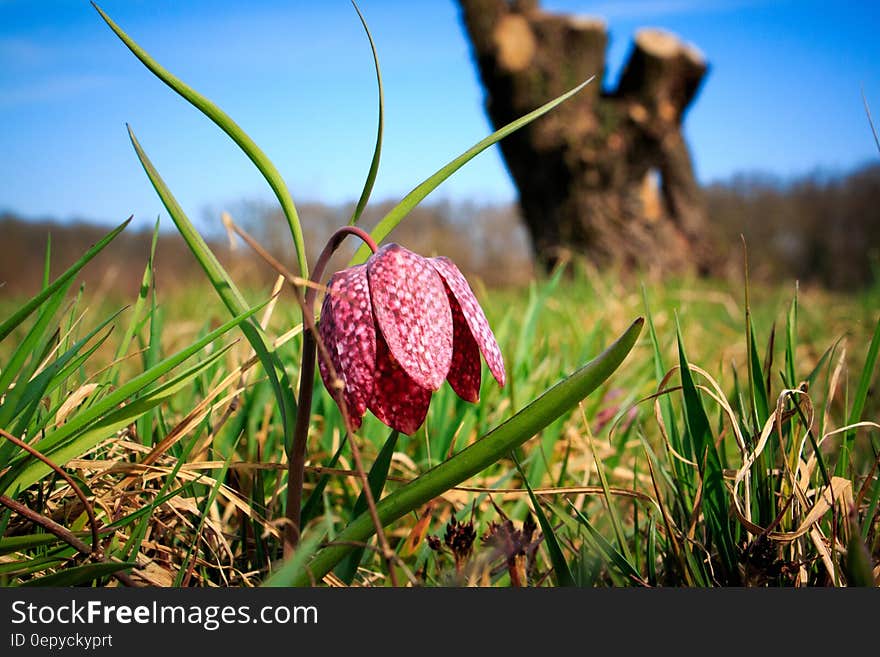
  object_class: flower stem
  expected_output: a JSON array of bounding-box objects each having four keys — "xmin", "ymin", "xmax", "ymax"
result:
[{"xmin": 284, "ymin": 226, "xmax": 378, "ymax": 558}]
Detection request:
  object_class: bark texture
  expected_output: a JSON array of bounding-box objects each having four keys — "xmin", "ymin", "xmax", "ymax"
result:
[{"xmin": 459, "ymin": 0, "xmax": 712, "ymax": 273}]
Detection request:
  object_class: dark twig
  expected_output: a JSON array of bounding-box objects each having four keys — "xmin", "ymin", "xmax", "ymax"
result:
[
  {"xmin": 344, "ymin": 430, "xmax": 400, "ymax": 586},
  {"xmin": 0, "ymin": 428, "xmax": 100, "ymax": 555},
  {"xmin": 223, "ymin": 217, "xmax": 394, "ymax": 572},
  {"xmin": 862, "ymin": 88, "xmax": 880, "ymax": 155},
  {"xmin": 0, "ymin": 493, "xmax": 137, "ymax": 587}
]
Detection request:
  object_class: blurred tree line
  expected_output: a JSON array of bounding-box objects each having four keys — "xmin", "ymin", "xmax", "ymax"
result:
[
  {"xmin": 707, "ymin": 163, "xmax": 880, "ymax": 288},
  {"xmin": 1, "ymin": 162, "xmax": 878, "ymax": 298}
]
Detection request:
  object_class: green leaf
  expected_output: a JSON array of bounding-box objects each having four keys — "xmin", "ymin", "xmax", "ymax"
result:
[
  {"xmin": 0, "ymin": 555, "xmax": 65, "ymax": 578},
  {"xmin": 569, "ymin": 501, "xmax": 643, "ymax": 584},
  {"xmin": 747, "ymin": 316, "xmax": 770, "ymax": 425},
  {"xmin": 0, "ymin": 303, "xmax": 260, "ymax": 495},
  {"xmin": 290, "ymin": 317, "xmax": 643, "ymax": 585},
  {"xmin": 517, "ymin": 459, "xmax": 574, "ymax": 586},
  {"xmin": 126, "ymin": 125, "xmax": 298, "ymax": 454},
  {"xmin": 110, "ymin": 216, "xmax": 160, "ymax": 384},
  {"xmin": 301, "ymin": 438, "xmax": 348, "ymax": 526},
  {"xmin": 0, "ymin": 534, "xmax": 62, "ymax": 556},
  {"xmin": 784, "ymin": 287, "xmax": 798, "ymax": 387},
  {"xmin": 838, "ymin": 315, "xmax": 880, "ymax": 475},
  {"xmin": 348, "ymin": 1, "xmax": 384, "ymax": 226},
  {"xmin": 93, "ymin": 3, "xmax": 308, "ymax": 277},
  {"xmin": 0, "ymin": 218, "xmax": 130, "ymax": 344},
  {"xmin": 2, "ymin": 341, "xmax": 236, "ymax": 494},
  {"xmin": 349, "ymin": 76, "xmax": 595, "ymax": 264},
  {"xmin": 337, "ymin": 430, "xmax": 399, "ymax": 584},
  {"xmin": 20, "ymin": 561, "xmax": 135, "ymax": 587},
  {"xmin": 262, "ymin": 521, "xmax": 330, "ymax": 587},
  {"xmin": 675, "ymin": 322, "xmax": 736, "ymax": 574}
]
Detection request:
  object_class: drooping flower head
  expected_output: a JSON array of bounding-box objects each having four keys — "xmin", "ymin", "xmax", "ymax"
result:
[{"xmin": 317, "ymin": 243, "xmax": 505, "ymax": 434}]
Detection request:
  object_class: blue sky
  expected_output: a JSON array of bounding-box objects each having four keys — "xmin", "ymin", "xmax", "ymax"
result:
[{"xmin": 1, "ymin": 0, "xmax": 878, "ymax": 232}]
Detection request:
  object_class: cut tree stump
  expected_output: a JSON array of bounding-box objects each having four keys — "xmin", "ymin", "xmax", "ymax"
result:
[{"xmin": 458, "ymin": 0, "xmax": 713, "ymax": 274}]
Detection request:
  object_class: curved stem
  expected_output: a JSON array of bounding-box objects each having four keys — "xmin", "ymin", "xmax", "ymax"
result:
[
  {"xmin": 0, "ymin": 428, "xmax": 100, "ymax": 556},
  {"xmin": 306, "ymin": 226, "xmax": 379, "ymax": 308},
  {"xmin": 283, "ymin": 226, "xmax": 378, "ymax": 558}
]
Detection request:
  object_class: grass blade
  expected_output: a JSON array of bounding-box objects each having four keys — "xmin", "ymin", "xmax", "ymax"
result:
[
  {"xmin": 301, "ymin": 438, "xmax": 348, "ymax": 526},
  {"xmin": 784, "ymin": 286, "xmax": 798, "ymax": 387},
  {"xmin": 349, "ymin": 76, "xmax": 595, "ymax": 264},
  {"xmin": 290, "ymin": 317, "xmax": 643, "ymax": 585},
  {"xmin": 0, "ymin": 219, "xmax": 130, "ymax": 344},
  {"xmin": 109, "ymin": 217, "xmax": 160, "ymax": 384},
  {"xmin": 337, "ymin": 430, "xmax": 399, "ymax": 584},
  {"xmin": 127, "ymin": 125, "xmax": 298, "ymax": 452},
  {"xmin": 569, "ymin": 501, "xmax": 643, "ymax": 584},
  {"xmin": 93, "ymin": 3, "xmax": 308, "ymax": 277},
  {"xmin": 348, "ymin": 1, "xmax": 384, "ymax": 226},
  {"xmin": 675, "ymin": 321, "xmax": 736, "ymax": 575},
  {"xmin": 20, "ymin": 561, "xmax": 135, "ymax": 587},
  {"xmin": 0, "ymin": 534, "xmax": 62, "ymax": 556},
  {"xmin": 838, "ymin": 316, "xmax": 880, "ymax": 475},
  {"xmin": 516, "ymin": 457, "xmax": 574, "ymax": 586}
]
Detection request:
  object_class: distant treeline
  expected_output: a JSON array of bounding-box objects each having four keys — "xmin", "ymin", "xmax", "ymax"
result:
[
  {"xmin": 707, "ymin": 162, "xmax": 880, "ymax": 289},
  {"xmin": 2, "ymin": 162, "xmax": 878, "ymax": 298}
]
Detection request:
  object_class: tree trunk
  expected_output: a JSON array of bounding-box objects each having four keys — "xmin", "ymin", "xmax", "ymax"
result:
[{"xmin": 458, "ymin": 0, "xmax": 713, "ymax": 274}]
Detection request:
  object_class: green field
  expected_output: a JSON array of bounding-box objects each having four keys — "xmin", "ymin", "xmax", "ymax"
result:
[
  {"xmin": 1, "ymin": 244, "xmax": 877, "ymax": 587},
  {"xmin": 1, "ymin": 2, "xmax": 877, "ymax": 589}
]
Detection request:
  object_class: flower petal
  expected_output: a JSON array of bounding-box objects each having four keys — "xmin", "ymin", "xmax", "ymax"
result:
[
  {"xmin": 445, "ymin": 291, "xmax": 482, "ymax": 402},
  {"xmin": 317, "ymin": 265, "xmax": 376, "ymax": 428},
  {"xmin": 368, "ymin": 333, "xmax": 432, "ymax": 435},
  {"xmin": 429, "ymin": 256, "xmax": 506, "ymax": 386},
  {"xmin": 367, "ymin": 243, "xmax": 453, "ymax": 391}
]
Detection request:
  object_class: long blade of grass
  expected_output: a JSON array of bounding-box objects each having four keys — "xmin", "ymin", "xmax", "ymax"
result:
[
  {"xmin": 676, "ymin": 321, "xmax": 736, "ymax": 573},
  {"xmin": 568, "ymin": 501, "xmax": 643, "ymax": 584},
  {"xmin": 349, "ymin": 76, "xmax": 595, "ymax": 264},
  {"xmin": 0, "ymin": 534, "xmax": 62, "ymax": 556},
  {"xmin": 784, "ymin": 286, "xmax": 798, "ymax": 387},
  {"xmin": 0, "ymin": 304, "xmax": 261, "ymax": 496},
  {"xmin": 2, "ymin": 342, "xmax": 237, "ymax": 494},
  {"xmin": 290, "ymin": 317, "xmax": 643, "ymax": 585},
  {"xmin": 93, "ymin": 3, "xmax": 308, "ymax": 277},
  {"xmin": 109, "ymin": 217, "xmax": 160, "ymax": 384},
  {"xmin": 0, "ymin": 218, "xmax": 130, "ymax": 344},
  {"xmin": 337, "ymin": 430, "xmax": 399, "ymax": 584},
  {"xmin": 748, "ymin": 316, "xmax": 770, "ymax": 423},
  {"xmin": 20, "ymin": 561, "xmax": 136, "ymax": 587},
  {"xmin": 348, "ymin": 1, "xmax": 384, "ymax": 226},
  {"xmin": 838, "ymin": 316, "xmax": 880, "ymax": 475},
  {"xmin": 0, "ymin": 277, "xmax": 73, "ymax": 401},
  {"xmin": 1, "ymin": 556, "xmax": 67, "ymax": 579},
  {"xmin": 516, "ymin": 457, "xmax": 574, "ymax": 586},
  {"xmin": 127, "ymin": 125, "xmax": 298, "ymax": 452},
  {"xmin": 174, "ymin": 434, "xmax": 241, "ymax": 586},
  {"xmin": 301, "ymin": 438, "xmax": 348, "ymax": 526}
]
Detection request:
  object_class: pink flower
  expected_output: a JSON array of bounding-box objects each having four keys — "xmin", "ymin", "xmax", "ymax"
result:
[{"xmin": 317, "ymin": 243, "xmax": 506, "ymax": 434}]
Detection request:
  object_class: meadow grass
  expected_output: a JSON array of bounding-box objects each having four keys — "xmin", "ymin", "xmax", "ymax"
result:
[
  {"xmin": 1, "ymin": 2, "xmax": 877, "ymax": 588},
  {"xmin": 1, "ymin": 248, "xmax": 877, "ymax": 587}
]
